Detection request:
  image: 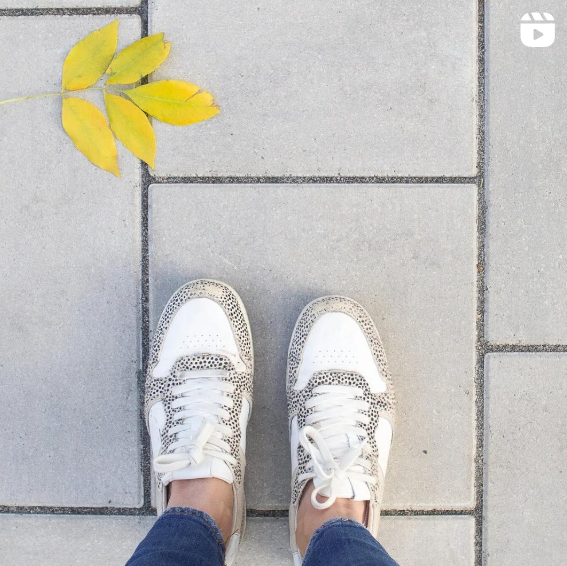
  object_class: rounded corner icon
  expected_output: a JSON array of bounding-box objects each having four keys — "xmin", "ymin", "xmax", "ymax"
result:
[{"xmin": 521, "ymin": 12, "xmax": 556, "ymax": 47}]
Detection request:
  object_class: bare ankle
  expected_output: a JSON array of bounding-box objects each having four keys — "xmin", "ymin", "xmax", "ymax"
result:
[
  {"xmin": 296, "ymin": 481, "xmax": 366, "ymax": 555},
  {"xmin": 167, "ymin": 478, "xmax": 234, "ymax": 542}
]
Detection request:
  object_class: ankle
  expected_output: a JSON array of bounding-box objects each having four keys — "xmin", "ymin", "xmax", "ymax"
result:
[
  {"xmin": 295, "ymin": 481, "xmax": 366, "ymax": 555},
  {"xmin": 167, "ymin": 478, "xmax": 234, "ymax": 542}
]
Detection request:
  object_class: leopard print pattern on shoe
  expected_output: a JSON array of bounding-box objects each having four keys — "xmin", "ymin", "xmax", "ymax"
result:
[
  {"xmin": 287, "ymin": 296, "xmax": 396, "ymax": 509},
  {"xmin": 145, "ymin": 280, "xmax": 253, "ymax": 490}
]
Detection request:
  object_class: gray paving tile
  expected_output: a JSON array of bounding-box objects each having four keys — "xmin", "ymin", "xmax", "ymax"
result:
[
  {"xmin": 484, "ymin": 353, "xmax": 567, "ymax": 565},
  {"xmin": 0, "ymin": 0, "xmax": 137, "ymax": 6},
  {"xmin": 0, "ymin": 16, "xmax": 142, "ymax": 506},
  {"xmin": 0, "ymin": 515, "xmax": 154, "ymax": 566},
  {"xmin": 486, "ymin": 2, "xmax": 567, "ymax": 343},
  {"xmin": 149, "ymin": 183, "xmax": 477, "ymax": 510},
  {"xmin": 0, "ymin": 515, "xmax": 474, "ymax": 565},
  {"xmin": 149, "ymin": 0, "xmax": 477, "ymax": 177},
  {"xmin": 237, "ymin": 517, "xmax": 290, "ymax": 565},
  {"xmin": 380, "ymin": 516, "xmax": 475, "ymax": 566}
]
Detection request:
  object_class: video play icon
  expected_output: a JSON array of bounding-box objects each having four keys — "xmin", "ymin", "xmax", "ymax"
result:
[{"xmin": 521, "ymin": 12, "xmax": 555, "ymax": 47}]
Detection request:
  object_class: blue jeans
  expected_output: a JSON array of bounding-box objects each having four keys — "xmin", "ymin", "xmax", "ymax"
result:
[{"xmin": 126, "ymin": 507, "xmax": 399, "ymax": 566}]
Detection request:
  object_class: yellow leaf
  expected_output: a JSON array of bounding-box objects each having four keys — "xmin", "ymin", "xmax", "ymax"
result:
[
  {"xmin": 105, "ymin": 93, "xmax": 156, "ymax": 168},
  {"xmin": 62, "ymin": 20, "xmax": 119, "ymax": 90},
  {"xmin": 62, "ymin": 97, "xmax": 120, "ymax": 177},
  {"xmin": 106, "ymin": 33, "xmax": 171, "ymax": 85},
  {"xmin": 123, "ymin": 80, "xmax": 219, "ymax": 126}
]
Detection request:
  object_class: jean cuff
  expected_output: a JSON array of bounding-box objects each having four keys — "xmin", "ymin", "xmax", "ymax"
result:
[
  {"xmin": 303, "ymin": 518, "xmax": 366, "ymax": 563},
  {"xmin": 161, "ymin": 506, "xmax": 225, "ymax": 550}
]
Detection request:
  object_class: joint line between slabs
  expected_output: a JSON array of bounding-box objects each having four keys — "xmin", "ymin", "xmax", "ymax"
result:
[
  {"xmin": 484, "ymin": 343, "xmax": 567, "ymax": 353},
  {"xmin": 148, "ymin": 175, "xmax": 479, "ymax": 185},
  {"xmin": 475, "ymin": 0, "xmax": 487, "ymax": 565},
  {"xmin": 0, "ymin": 7, "xmax": 139, "ymax": 16},
  {"xmin": 139, "ymin": 0, "xmax": 152, "ymax": 514}
]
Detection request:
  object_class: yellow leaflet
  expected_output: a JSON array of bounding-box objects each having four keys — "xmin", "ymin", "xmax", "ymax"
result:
[
  {"xmin": 62, "ymin": 97, "xmax": 120, "ymax": 177},
  {"xmin": 105, "ymin": 93, "xmax": 156, "ymax": 168},
  {"xmin": 62, "ymin": 20, "xmax": 119, "ymax": 90},
  {"xmin": 123, "ymin": 80, "xmax": 219, "ymax": 126},
  {"xmin": 106, "ymin": 33, "xmax": 171, "ymax": 85}
]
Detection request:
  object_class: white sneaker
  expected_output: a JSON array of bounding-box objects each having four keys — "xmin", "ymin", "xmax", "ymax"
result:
[
  {"xmin": 287, "ymin": 296, "xmax": 396, "ymax": 566},
  {"xmin": 145, "ymin": 279, "xmax": 254, "ymax": 566}
]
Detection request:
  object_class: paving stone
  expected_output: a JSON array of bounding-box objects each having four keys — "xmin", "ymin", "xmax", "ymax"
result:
[
  {"xmin": 149, "ymin": 183, "xmax": 477, "ymax": 510},
  {"xmin": 0, "ymin": 16, "xmax": 142, "ymax": 506},
  {"xmin": 236, "ymin": 517, "xmax": 290, "ymax": 565},
  {"xmin": 0, "ymin": 515, "xmax": 154, "ymax": 566},
  {"xmin": 486, "ymin": 2, "xmax": 567, "ymax": 343},
  {"xmin": 149, "ymin": 0, "xmax": 477, "ymax": 177},
  {"xmin": 0, "ymin": 0, "xmax": 137, "ymax": 6},
  {"xmin": 381, "ymin": 516, "xmax": 475, "ymax": 565},
  {"xmin": 0, "ymin": 515, "xmax": 474, "ymax": 565},
  {"xmin": 484, "ymin": 353, "xmax": 567, "ymax": 565}
]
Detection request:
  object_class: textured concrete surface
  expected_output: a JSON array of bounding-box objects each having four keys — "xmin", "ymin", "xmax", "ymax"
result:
[
  {"xmin": 0, "ymin": 515, "xmax": 475, "ymax": 565},
  {"xmin": 484, "ymin": 353, "xmax": 567, "ymax": 565},
  {"xmin": 149, "ymin": 183, "xmax": 477, "ymax": 510},
  {"xmin": 0, "ymin": 16, "xmax": 142, "ymax": 507},
  {"xmin": 0, "ymin": 515, "xmax": 154, "ymax": 565},
  {"xmin": 149, "ymin": 0, "xmax": 477, "ymax": 177},
  {"xmin": 381, "ymin": 516, "xmax": 475, "ymax": 566},
  {"xmin": 486, "ymin": 1, "xmax": 567, "ymax": 343}
]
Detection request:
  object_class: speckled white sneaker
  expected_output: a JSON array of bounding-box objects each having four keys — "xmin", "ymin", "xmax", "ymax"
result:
[
  {"xmin": 287, "ymin": 296, "xmax": 396, "ymax": 566},
  {"xmin": 145, "ymin": 279, "xmax": 253, "ymax": 566}
]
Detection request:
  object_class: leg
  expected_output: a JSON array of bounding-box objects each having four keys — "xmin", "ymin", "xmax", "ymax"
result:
[
  {"xmin": 302, "ymin": 518, "xmax": 399, "ymax": 566},
  {"xmin": 126, "ymin": 507, "xmax": 225, "ymax": 566}
]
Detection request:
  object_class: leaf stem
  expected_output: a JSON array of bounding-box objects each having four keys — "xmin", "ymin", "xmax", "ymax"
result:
[{"xmin": 0, "ymin": 86, "xmax": 109, "ymax": 107}]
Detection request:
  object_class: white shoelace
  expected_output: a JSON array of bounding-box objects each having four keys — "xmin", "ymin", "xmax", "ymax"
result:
[
  {"xmin": 153, "ymin": 370, "xmax": 237, "ymax": 474},
  {"xmin": 298, "ymin": 384, "xmax": 376, "ymax": 510}
]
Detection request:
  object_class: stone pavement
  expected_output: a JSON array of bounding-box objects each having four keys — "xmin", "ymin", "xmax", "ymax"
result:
[{"xmin": 0, "ymin": 1, "xmax": 565, "ymax": 565}]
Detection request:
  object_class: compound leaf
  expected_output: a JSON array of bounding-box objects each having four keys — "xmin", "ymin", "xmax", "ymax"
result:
[
  {"xmin": 62, "ymin": 20, "xmax": 119, "ymax": 90},
  {"xmin": 62, "ymin": 97, "xmax": 120, "ymax": 177},
  {"xmin": 106, "ymin": 33, "xmax": 171, "ymax": 85},
  {"xmin": 123, "ymin": 79, "xmax": 219, "ymax": 125},
  {"xmin": 105, "ymin": 93, "xmax": 156, "ymax": 168}
]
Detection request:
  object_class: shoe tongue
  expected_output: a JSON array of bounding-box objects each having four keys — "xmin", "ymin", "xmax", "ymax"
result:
[
  {"xmin": 164, "ymin": 368, "xmax": 235, "ymax": 486},
  {"xmin": 167, "ymin": 455, "xmax": 234, "ymax": 484},
  {"xmin": 313, "ymin": 431, "xmax": 371, "ymax": 501}
]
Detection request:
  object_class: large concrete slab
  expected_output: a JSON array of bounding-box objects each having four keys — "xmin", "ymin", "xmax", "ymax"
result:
[
  {"xmin": 149, "ymin": 183, "xmax": 477, "ymax": 510},
  {"xmin": 149, "ymin": 0, "xmax": 477, "ymax": 177},
  {"xmin": 0, "ymin": 16, "xmax": 142, "ymax": 506},
  {"xmin": 0, "ymin": 515, "xmax": 474, "ymax": 566},
  {"xmin": 0, "ymin": 515, "xmax": 154, "ymax": 566},
  {"xmin": 486, "ymin": 2, "xmax": 567, "ymax": 343},
  {"xmin": 484, "ymin": 353, "xmax": 567, "ymax": 565}
]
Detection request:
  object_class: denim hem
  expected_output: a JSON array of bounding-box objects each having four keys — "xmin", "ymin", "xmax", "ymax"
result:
[
  {"xmin": 161, "ymin": 506, "xmax": 226, "ymax": 550},
  {"xmin": 302, "ymin": 517, "xmax": 367, "ymax": 564}
]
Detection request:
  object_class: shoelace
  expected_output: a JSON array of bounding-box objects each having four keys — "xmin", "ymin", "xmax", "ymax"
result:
[
  {"xmin": 153, "ymin": 369, "xmax": 237, "ymax": 474},
  {"xmin": 298, "ymin": 384, "xmax": 376, "ymax": 510}
]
